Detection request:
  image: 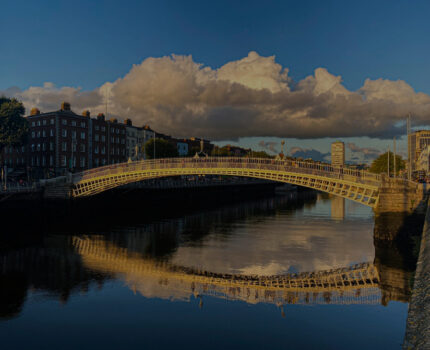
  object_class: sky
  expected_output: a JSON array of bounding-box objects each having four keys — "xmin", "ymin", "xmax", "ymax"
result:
[{"xmin": 1, "ymin": 0, "xmax": 430, "ymax": 163}]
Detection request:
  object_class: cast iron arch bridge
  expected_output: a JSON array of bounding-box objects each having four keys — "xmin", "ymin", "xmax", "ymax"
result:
[{"xmin": 68, "ymin": 157, "xmax": 382, "ymax": 207}]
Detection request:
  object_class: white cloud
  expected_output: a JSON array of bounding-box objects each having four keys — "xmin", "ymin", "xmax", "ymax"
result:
[{"xmin": 2, "ymin": 51, "xmax": 430, "ymax": 141}]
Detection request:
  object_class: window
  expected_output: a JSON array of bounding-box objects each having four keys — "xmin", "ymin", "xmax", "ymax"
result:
[
  {"xmin": 95, "ymin": 158, "xmax": 99, "ymax": 167},
  {"xmin": 80, "ymin": 157, "xmax": 86, "ymax": 167},
  {"xmin": 111, "ymin": 137, "xmax": 114, "ymax": 143},
  {"xmin": 101, "ymin": 146, "xmax": 106, "ymax": 155},
  {"xmin": 72, "ymin": 156, "xmax": 76, "ymax": 167},
  {"xmin": 61, "ymin": 155, "xmax": 67, "ymax": 167},
  {"xmin": 62, "ymin": 129, "xmax": 67, "ymax": 137},
  {"xmin": 122, "ymin": 130, "xmax": 125, "ymax": 135},
  {"xmin": 43, "ymin": 120, "xmax": 47, "ymax": 126},
  {"xmin": 62, "ymin": 119, "xmax": 67, "ymax": 125},
  {"xmin": 80, "ymin": 144, "xmax": 86, "ymax": 152},
  {"xmin": 101, "ymin": 135, "xmax": 106, "ymax": 142},
  {"xmin": 122, "ymin": 149, "xmax": 125, "ymax": 156},
  {"xmin": 50, "ymin": 118, "xmax": 55, "ymax": 125},
  {"xmin": 42, "ymin": 130, "xmax": 46, "ymax": 137},
  {"xmin": 94, "ymin": 145, "xmax": 99, "ymax": 154},
  {"xmin": 80, "ymin": 132, "xmax": 86, "ymax": 140},
  {"xmin": 116, "ymin": 129, "xmax": 119, "ymax": 134},
  {"xmin": 42, "ymin": 157, "xmax": 46, "ymax": 166},
  {"xmin": 31, "ymin": 157, "xmax": 34, "ymax": 166},
  {"xmin": 32, "ymin": 131, "xmax": 35, "ymax": 138},
  {"xmin": 101, "ymin": 126, "xmax": 106, "ymax": 132},
  {"xmin": 31, "ymin": 144, "xmax": 35, "ymax": 152},
  {"xmin": 37, "ymin": 121, "xmax": 41, "ymax": 126},
  {"xmin": 49, "ymin": 155, "xmax": 54, "ymax": 166},
  {"xmin": 81, "ymin": 122, "xmax": 86, "ymax": 128},
  {"xmin": 111, "ymin": 148, "xmax": 114, "ymax": 155},
  {"xmin": 31, "ymin": 122, "xmax": 35, "ymax": 127},
  {"xmin": 95, "ymin": 125, "xmax": 100, "ymax": 131},
  {"xmin": 102, "ymin": 158, "xmax": 106, "ymax": 165},
  {"xmin": 37, "ymin": 144, "xmax": 41, "ymax": 151},
  {"xmin": 95, "ymin": 134, "xmax": 99, "ymax": 141},
  {"xmin": 21, "ymin": 146, "xmax": 25, "ymax": 153},
  {"xmin": 116, "ymin": 148, "xmax": 119, "ymax": 155},
  {"xmin": 116, "ymin": 137, "xmax": 119, "ymax": 143},
  {"xmin": 37, "ymin": 131, "xmax": 41, "ymax": 138},
  {"xmin": 72, "ymin": 130, "xmax": 77, "ymax": 139},
  {"xmin": 62, "ymin": 142, "xmax": 67, "ymax": 151},
  {"xmin": 71, "ymin": 121, "xmax": 77, "ymax": 127},
  {"xmin": 50, "ymin": 129, "xmax": 54, "ymax": 137},
  {"xmin": 50, "ymin": 142, "xmax": 54, "ymax": 151},
  {"xmin": 36, "ymin": 157, "xmax": 40, "ymax": 166},
  {"xmin": 121, "ymin": 139, "xmax": 125, "ymax": 145},
  {"xmin": 72, "ymin": 142, "xmax": 77, "ymax": 152},
  {"xmin": 42, "ymin": 143, "xmax": 46, "ymax": 151}
]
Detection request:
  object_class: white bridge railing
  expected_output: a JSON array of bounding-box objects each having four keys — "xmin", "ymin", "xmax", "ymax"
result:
[{"xmin": 72, "ymin": 157, "xmax": 381, "ymax": 187}]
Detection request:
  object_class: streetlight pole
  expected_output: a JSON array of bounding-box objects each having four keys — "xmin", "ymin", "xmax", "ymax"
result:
[
  {"xmin": 387, "ymin": 147, "xmax": 390, "ymax": 177},
  {"xmin": 393, "ymin": 137, "xmax": 396, "ymax": 178},
  {"xmin": 153, "ymin": 130, "xmax": 156, "ymax": 159}
]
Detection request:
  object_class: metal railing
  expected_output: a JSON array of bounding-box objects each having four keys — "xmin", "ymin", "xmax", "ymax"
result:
[{"xmin": 73, "ymin": 157, "xmax": 382, "ymax": 187}]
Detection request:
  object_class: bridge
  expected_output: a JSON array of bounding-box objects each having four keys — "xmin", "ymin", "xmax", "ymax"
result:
[{"xmin": 42, "ymin": 157, "xmax": 426, "ymax": 212}]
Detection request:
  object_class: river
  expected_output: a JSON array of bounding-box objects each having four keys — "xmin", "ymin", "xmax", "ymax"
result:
[{"xmin": 0, "ymin": 190, "xmax": 419, "ymax": 349}]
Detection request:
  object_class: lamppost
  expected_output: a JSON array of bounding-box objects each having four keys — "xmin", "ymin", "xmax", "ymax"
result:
[{"xmin": 153, "ymin": 130, "xmax": 156, "ymax": 159}]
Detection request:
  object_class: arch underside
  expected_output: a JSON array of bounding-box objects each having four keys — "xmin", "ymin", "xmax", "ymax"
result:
[{"xmin": 72, "ymin": 167, "xmax": 379, "ymax": 207}]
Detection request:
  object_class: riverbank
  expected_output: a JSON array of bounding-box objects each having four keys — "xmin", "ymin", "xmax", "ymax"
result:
[{"xmin": 403, "ymin": 198, "xmax": 430, "ymax": 349}]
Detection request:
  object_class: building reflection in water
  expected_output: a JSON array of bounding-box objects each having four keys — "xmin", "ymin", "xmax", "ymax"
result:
[
  {"xmin": 330, "ymin": 196, "xmax": 345, "ymax": 221},
  {"xmin": 0, "ymin": 190, "xmax": 420, "ymax": 320}
]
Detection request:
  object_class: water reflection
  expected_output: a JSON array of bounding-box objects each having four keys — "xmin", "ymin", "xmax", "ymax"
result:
[{"xmin": 0, "ymin": 191, "xmax": 419, "ymax": 323}]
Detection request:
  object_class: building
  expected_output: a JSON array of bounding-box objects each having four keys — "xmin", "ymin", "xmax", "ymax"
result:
[
  {"xmin": 331, "ymin": 141, "xmax": 345, "ymax": 167},
  {"xmin": 416, "ymin": 145, "xmax": 430, "ymax": 173},
  {"xmin": 125, "ymin": 121, "xmax": 155, "ymax": 160},
  {"xmin": 26, "ymin": 102, "xmax": 126, "ymax": 178},
  {"xmin": 408, "ymin": 130, "xmax": 430, "ymax": 172}
]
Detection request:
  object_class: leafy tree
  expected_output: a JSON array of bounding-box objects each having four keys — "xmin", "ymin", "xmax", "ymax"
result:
[
  {"xmin": 144, "ymin": 138, "xmax": 179, "ymax": 159},
  {"xmin": 369, "ymin": 152, "xmax": 405, "ymax": 174},
  {"xmin": 0, "ymin": 97, "xmax": 29, "ymax": 165},
  {"xmin": 245, "ymin": 150, "xmax": 274, "ymax": 158},
  {"xmin": 211, "ymin": 146, "xmax": 232, "ymax": 157}
]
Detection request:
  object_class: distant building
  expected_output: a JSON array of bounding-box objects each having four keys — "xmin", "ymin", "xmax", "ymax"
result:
[
  {"xmin": 176, "ymin": 142, "xmax": 189, "ymax": 156},
  {"xmin": 331, "ymin": 141, "xmax": 345, "ymax": 167},
  {"xmin": 408, "ymin": 130, "xmax": 430, "ymax": 172},
  {"xmin": 416, "ymin": 145, "xmax": 430, "ymax": 173}
]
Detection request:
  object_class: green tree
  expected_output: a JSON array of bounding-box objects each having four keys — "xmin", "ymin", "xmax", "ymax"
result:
[
  {"xmin": 144, "ymin": 138, "xmax": 179, "ymax": 159},
  {"xmin": 0, "ymin": 97, "xmax": 29, "ymax": 165},
  {"xmin": 369, "ymin": 152, "xmax": 405, "ymax": 174},
  {"xmin": 245, "ymin": 150, "xmax": 274, "ymax": 158},
  {"xmin": 211, "ymin": 146, "xmax": 232, "ymax": 157}
]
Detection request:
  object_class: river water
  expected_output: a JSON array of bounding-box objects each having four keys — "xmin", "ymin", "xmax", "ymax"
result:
[{"xmin": 0, "ymin": 191, "xmax": 417, "ymax": 349}]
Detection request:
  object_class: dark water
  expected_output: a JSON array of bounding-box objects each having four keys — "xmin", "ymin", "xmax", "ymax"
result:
[{"xmin": 0, "ymin": 191, "xmax": 419, "ymax": 349}]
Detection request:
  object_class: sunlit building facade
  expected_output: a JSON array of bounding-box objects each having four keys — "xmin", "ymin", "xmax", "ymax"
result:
[{"xmin": 331, "ymin": 141, "xmax": 345, "ymax": 168}]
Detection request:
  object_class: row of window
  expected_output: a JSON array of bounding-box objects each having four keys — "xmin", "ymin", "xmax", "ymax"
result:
[
  {"xmin": 32, "ymin": 129, "xmax": 54, "ymax": 138},
  {"xmin": 31, "ymin": 119, "xmax": 54, "ymax": 127},
  {"xmin": 3, "ymin": 146, "xmax": 26, "ymax": 154},
  {"xmin": 3, "ymin": 157, "xmax": 26, "ymax": 166}
]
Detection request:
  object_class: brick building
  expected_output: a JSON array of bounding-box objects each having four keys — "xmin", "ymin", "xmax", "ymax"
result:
[{"xmin": 26, "ymin": 102, "xmax": 126, "ymax": 178}]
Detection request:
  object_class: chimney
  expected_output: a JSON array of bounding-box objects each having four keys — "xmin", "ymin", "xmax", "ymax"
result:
[
  {"xmin": 61, "ymin": 102, "xmax": 71, "ymax": 111},
  {"xmin": 97, "ymin": 113, "xmax": 105, "ymax": 121},
  {"xmin": 30, "ymin": 108, "xmax": 40, "ymax": 116},
  {"xmin": 109, "ymin": 118, "xmax": 118, "ymax": 124},
  {"xmin": 124, "ymin": 119, "xmax": 132, "ymax": 126},
  {"xmin": 82, "ymin": 110, "xmax": 91, "ymax": 117}
]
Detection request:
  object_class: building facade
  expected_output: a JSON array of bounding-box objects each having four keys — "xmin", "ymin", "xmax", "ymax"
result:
[
  {"xmin": 331, "ymin": 141, "xmax": 345, "ymax": 168},
  {"xmin": 26, "ymin": 102, "xmax": 126, "ymax": 178},
  {"xmin": 408, "ymin": 130, "xmax": 430, "ymax": 172}
]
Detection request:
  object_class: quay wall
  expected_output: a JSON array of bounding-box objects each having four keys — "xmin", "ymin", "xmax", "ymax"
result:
[{"xmin": 403, "ymin": 198, "xmax": 430, "ymax": 349}]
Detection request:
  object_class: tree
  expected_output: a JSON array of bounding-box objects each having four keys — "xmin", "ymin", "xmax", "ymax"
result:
[
  {"xmin": 244, "ymin": 150, "xmax": 274, "ymax": 158},
  {"xmin": 0, "ymin": 97, "xmax": 29, "ymax": 165},
  {"xmin": 369, "ymin": 152, "xmax": 405, "ymax": 174},
  {"xmin": 144, "ymin": 138, "xmax": 179, "ymax": 159}
]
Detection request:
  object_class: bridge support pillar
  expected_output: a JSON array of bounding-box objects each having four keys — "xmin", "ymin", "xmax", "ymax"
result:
[{"xmin": 375, "ymin": 175, "xmax": 428, "ymax": 215}]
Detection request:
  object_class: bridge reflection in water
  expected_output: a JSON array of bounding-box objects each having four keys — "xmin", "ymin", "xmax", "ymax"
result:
[{"xmin": 0, "ymin": 192, "xmax": 418, "ymax": 322}]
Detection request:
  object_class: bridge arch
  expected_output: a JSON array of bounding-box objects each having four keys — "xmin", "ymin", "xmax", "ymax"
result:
[{"xmin": 71, "ymin": 157, "xmax": 381, "ymax": 207}]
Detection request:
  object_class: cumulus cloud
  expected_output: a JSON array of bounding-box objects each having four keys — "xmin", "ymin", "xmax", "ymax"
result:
[
  {"xmin": 289, "ymin": 147, "xmax": 330, "ymax": 162},
  {"xmin": 258, "ymin": 140, "xmax": 279, "ymax": 153},
  {"xmin": 2, "ymin": 51, "xmax": 430, "ymax": 140}
]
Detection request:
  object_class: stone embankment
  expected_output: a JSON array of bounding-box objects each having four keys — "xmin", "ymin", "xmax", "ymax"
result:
[{"xmin": 403, "ymin": 198, "xmax": 430, "ymax": 349}]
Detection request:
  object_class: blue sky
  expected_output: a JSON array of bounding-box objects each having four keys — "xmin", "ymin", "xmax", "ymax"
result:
[{"xmin": 1, "ymin": 0, "xmax": 429, "ymax": 162}]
